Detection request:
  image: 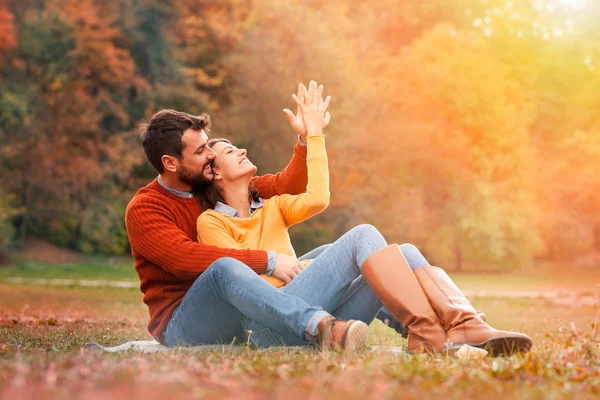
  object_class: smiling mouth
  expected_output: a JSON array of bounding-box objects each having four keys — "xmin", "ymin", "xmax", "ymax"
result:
[{"xmin": 240, "ymin": 158, "xmax": 251, "ymax": 164}]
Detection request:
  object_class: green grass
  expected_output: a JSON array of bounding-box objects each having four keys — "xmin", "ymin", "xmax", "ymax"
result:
[
  {"xmin": 0, "ymin": 282, "xmax": 599, "ymax": 399},
  {"xmin": 2, "ymin": 253, "xmax": 598, "ymax": 296},
  {"xmin": 3, "ymin": 256, "xmax": 598, "ymax": 293},
  {"xmin": 0, "ymin": 258, "xmax": 138, "ymax": 282}
]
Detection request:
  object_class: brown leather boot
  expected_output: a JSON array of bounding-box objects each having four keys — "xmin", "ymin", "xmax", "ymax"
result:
[
  {"xmin": 414, "ymin": 266, "xmax": 533, "ymax": 356},
  {"xmin": 361, "ymin": 245, "xmax": 447, "ymax": 352},
  {"xmin": 317, "ymin": 317, "xmax": 369, "ymax": 351}
]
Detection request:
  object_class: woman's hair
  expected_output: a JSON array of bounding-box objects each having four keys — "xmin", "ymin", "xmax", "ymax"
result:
[{"xmin": 196, "ymin": 138, "xmax": 260, "ymax": 210}]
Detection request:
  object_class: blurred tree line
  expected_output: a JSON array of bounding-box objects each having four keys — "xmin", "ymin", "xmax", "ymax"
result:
[{"xmin": 1, "ymin": 0, "xmax": 598, "ymax": 269}]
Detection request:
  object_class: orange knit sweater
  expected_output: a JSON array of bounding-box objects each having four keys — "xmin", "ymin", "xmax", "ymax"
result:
[{"xmin": 125, "ymin": 143, "xmax": 308, "ymax": 344}]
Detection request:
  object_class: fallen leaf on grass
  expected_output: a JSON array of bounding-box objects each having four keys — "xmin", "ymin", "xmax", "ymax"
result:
[{"xmin": 455, "ymin": 344, "xmax": 488, "ymax": 359}]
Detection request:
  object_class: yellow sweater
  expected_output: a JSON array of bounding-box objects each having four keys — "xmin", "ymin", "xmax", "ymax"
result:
[{"xmin": 196, "ymin": 135, "xmax": 330, "ymax": 288}]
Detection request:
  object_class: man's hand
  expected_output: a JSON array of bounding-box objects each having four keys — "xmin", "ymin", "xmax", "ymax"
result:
[
  {"xmin": 292, "ymin": 80, "xmax": 331, "ymax": 137},
  {"xmin": 272, "ymin": 253, "xmax": 305, "ymax": 284},
  {"xmin": 283, "ymin": 82, "xmax": 331, "ymax": 141}
]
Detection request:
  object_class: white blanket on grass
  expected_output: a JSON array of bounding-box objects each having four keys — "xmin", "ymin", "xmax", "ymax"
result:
[{"xmin": 84, "ymin": 340, "xmax": 405, "ymax": 354}]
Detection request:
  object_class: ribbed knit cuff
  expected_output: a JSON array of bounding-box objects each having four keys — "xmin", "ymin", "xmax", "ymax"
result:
[
  {"xmin": 245, "ymin": 250, "xmax": 269, "ymax": 274},
  {"xmin": 266, "ymin": 251, "xmax": 276, "ymax": 275},
  {"xmin": 294, "ymin": 141, "xmax": 307, "ymax": 160}
]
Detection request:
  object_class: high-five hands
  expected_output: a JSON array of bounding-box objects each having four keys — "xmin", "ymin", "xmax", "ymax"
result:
[{"xmin": 283, "ymin": 81, "xmax": 331, "ymax": 140}]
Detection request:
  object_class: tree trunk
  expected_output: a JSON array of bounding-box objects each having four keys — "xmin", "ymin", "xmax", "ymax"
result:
[
  {"xmin": 455, "ymin": 244, "xmax": 463, "ymax": 272},
  {"xmin": 18, "ymin": 180, "xmax": 33, "ymax": 250}
]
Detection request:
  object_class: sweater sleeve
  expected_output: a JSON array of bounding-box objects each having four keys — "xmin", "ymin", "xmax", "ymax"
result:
[
  {"xmin": 125, "ymin": 197, "xmax": 267, "ymax": 280},
  {"xmin": 251, "ymin": 142, "xmax": 308, "ymax": 199},
  {"xmin": 274, "ymin": 135, "xmax": 330, "ymax": 227}
]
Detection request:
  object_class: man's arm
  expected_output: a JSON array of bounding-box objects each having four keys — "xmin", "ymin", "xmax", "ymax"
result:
[
  {"xmin": 250, "ymin": 141, "xmax": 308, "ymax": 199},
  {"xmin": 125, "ymin": 198, "xmax": 268, "ymax": 281},
  {"xmin": 251, "ymin": 81, "xmax": 331, "ymax": 199}
]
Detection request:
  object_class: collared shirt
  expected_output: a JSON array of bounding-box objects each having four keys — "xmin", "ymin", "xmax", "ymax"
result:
[
  {"xmin": 157, "ymin": 175, "xmax": 195, "ymax": 199},
  {"xmin": 214, "ymin": 198, "xmax": 265, "ymax": 218},
  {"xmin": 213, "ymin": 198, "xmax": 277, "ymax": 276}
]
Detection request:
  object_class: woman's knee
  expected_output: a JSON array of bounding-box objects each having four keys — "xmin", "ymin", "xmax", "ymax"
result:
[
  {"xmin": 349, "ymin": 224, "xmax": 384, "ymax": 242},
  {"xmin": 205, "ymin": 257, "xmax": 254, "ymax": 282},
  {"xmin": 398, "ymin": 243, "xmax": 420, "ymax": 256},
  {"xmin": 398, "ymin": 243, "xmax": 430, "ymax": 270}
]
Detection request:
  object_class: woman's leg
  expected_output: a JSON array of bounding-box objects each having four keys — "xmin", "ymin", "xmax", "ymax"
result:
[
  {"xmin": 164, "ymin": 257, "xmax": 331, "ymax": 347},
  {"xmin": 275, "ymin": 225, "xmax": 388, "ymax": 341},
  {"xmin": 295, "ymin": 241, "xmax": 432, "ymax": 337},
  {"xmin": 374, "ymin": 244, "xmax": 431, "ymax": 336},
  {"xmin": 298, "ymin": 244, "xmax": 330, "ymax": 261}
]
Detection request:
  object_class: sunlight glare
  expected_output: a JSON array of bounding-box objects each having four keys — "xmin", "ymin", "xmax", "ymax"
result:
[{"xmin": 559, "ymin": 0, "xmax": 587, "ymax": 9}]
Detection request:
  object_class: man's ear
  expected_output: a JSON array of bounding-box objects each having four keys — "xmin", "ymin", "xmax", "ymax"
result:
[{"xmin": 162, "ymin": 155, "xmax": 179, "ymax": 173}]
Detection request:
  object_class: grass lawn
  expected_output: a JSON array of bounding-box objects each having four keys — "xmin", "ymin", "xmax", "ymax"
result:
[
  {"xmin": 3, "ymin": 258, "xmax": 600, "ymax": 295},
  {"xmin": 0, "ymin": 281, "xmax": 598, "ymax": 399},
  {"xmin": 0, "ymin": 258, "xmax": 138, "ymax": 282}
]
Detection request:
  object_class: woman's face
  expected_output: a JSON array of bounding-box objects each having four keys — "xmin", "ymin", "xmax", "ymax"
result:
[{"xmin": 210, "ymin": 141, "xmax": 257, "ymax": 183}]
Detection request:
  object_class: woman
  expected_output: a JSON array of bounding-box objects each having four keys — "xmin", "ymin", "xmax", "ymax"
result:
[{"xmin": 196, "ymin": 84, "xmax": 532, "ymax": 355}]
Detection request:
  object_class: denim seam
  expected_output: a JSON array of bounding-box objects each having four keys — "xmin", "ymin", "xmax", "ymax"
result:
[
  {"xmin": 214, "ymin": 262, "xmax": 312, "ymax": 339},
  {"xmin": 166, "ymin": 308, "xmax": 195, "ymax": 346}
]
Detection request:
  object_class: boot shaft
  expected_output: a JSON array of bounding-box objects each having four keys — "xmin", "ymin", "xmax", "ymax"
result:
[{"xmin": 361, "ymin": 245, "xmax": 447, "ymax": 352}]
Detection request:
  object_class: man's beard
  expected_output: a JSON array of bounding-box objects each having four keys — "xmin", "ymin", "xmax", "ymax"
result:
[{"xmin": 178, "ymin": 162, "xmax": 213, "ymax": 193}]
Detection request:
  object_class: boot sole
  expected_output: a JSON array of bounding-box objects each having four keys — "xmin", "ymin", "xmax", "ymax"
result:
[
  {"xmin": 343, "ymin": 321, "xmax": 369, "ymax": 352},
  {"xmin": 448, "ymin": 336, "xmax": 532, "ymax": 356}
]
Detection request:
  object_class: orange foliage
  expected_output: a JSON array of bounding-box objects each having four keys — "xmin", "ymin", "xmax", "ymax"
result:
[{"xmin": 0, "ymin": 0, "xmax": 16, "ymax": 58}]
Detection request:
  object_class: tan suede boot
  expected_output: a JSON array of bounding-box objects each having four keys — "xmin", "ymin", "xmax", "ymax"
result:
[
  {"xmin": 317, "ymin": 317, "xmax": 369, "ymax": 352},
  {"xmin": 414, "ymin": 266, "xmax": 533, "ymax": 356},
  {"xmin": 362, "ymin": 245, "xmax": 447, "ymax": 352}
]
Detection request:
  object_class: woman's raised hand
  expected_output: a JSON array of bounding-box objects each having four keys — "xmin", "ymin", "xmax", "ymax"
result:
[{"xmin": 284, "ymin": 81, "xmax": 331, "ymax": 140}]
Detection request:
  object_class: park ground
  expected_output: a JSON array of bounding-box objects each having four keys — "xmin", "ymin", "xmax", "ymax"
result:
[{"xmin": 0, "ymin": 256, "xmax": 599, "ymax": 399}]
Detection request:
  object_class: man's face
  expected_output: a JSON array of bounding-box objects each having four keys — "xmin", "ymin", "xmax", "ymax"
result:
[{"xmin": 177, "ymin": 129, "xmax": 217, "ymax": 188}]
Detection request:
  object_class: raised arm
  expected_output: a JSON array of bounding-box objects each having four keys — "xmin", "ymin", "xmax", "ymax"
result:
[
  {"xmin": 275, "ymin": 135, "xmax": 329, "ymax": 226},
  {"xmin": 251, "ymin": 82, "xmax": 331, "ymax": 199},
  {"xmin": 125, "ymin": 198, "xmax": 267, "ymax": 281},
  {"xmin": 251, "ymin": 142, "xmax": 308, "ymax": 199},
  {"xmin": 276, "ymin": 81, "xmax": 332, "ymax": 226}
]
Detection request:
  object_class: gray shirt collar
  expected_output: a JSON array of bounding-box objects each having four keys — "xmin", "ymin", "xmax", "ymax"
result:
[
  {"xmin": 214, "ymin": 198, "xmax": 265, "ymax": 218},
  {"xmin": 157, "ymin": 175, "xmax": 195, "ymax": 199}
]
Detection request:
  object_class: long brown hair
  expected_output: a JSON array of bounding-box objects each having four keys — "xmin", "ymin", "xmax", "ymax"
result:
[{"xmin": 196, "ymin": 138, "xmax": 260, "ymax": 210}]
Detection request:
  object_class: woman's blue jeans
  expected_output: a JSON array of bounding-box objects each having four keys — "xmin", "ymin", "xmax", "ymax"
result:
[{"xmin": 164, "ymin": 224, "xmax": 430, "ymax": 347}]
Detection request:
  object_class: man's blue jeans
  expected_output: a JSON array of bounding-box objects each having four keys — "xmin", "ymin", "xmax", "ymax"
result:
[{"xmin": 164, "ymin": 224, "xmax": 430, "ymax": 347}]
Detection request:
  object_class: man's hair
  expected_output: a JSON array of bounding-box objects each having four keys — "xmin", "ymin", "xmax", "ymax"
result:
[
  {"xmin": 140, "ymin": 109, "xmax": 211, "ymax": 173},
  {"xmin": 196, "ymin": 138, "xmax": 260, "ymax": 210}
]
